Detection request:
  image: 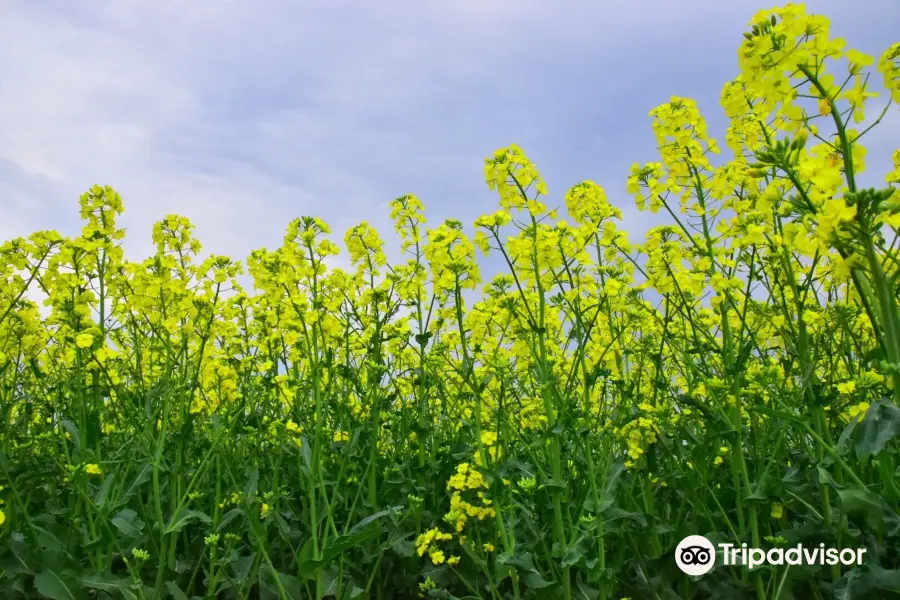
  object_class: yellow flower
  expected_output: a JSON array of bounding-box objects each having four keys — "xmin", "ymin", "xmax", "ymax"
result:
[
  {"xmin": 448, "ymin": 556, "xmax": 460, "ymax": 566},
  {"xmin": 0, "ymin": 508, "xmax": 5, "ymax": 526},
  {"xmin": 483, "ymin": 543, "xmax": 495, "ymax": 553},
  {"xmin": 847, "ymin": 48, "xmax": 874, "ymax": 75},
  {"xmin": 846, "ymin": 402, "xmax": 870, "ymax": 422},
  {"xmin": 261, "ymin": 503, "xmax": 270, "ymax": 519},
  {"xmin": 771, "ymin": 503, "xmax": 784, "ymax": 519},
  {"xmin": 878, "ymin": 42, "xmax": 900, "ymax": 102},
  {"xmin": 86, "ymin": 464, "xmax": 103, "ymax": 476},
  {"xmin": 75, "ymin": 333, "xmax": 94, "ymax": 349},
  {"xmin": 837, "ymin": 381, "xmax": 857, "ymax": 395},
  {"xmin": 415, "ymin": 527, "xmax": 452, "ymax": 557}
]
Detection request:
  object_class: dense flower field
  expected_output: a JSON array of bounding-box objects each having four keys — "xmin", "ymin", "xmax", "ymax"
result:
[{"xmin": 2, "ymin": 4, "xmax": 900, "ymax": 599}]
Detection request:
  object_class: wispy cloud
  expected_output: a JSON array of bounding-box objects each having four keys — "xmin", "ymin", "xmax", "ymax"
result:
[{"xmin": 1, "ymin": 0, "xmax": 897, "ymax": 265}]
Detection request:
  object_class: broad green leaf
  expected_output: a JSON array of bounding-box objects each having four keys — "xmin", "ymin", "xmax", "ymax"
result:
[
  {"xmin": 575, "ymin": 580, "xmax": 600, "ymax": 600},
  {"xmin": 349, "ymin": 506, "xmax": 402, "ymax": 534},
  {"xmin": 561, "ymin": 542, "xmax": 587, "ymax": 568},
  {"xmin": 94, "ymin": 473, "xmax": 115, "ymax": 509},
  {"xmin": 837, "ymin": 486, "xmax": 884, "ymax": 529},
  {"xmin": 855, "ymin": 399, "xmax": 900, "ymax": 459},
  {"xmin": 216, "ymin": 507, "xmax": 244, "ymax": 531},
  {"xmin": 121, "ymin": 464, "xmax": 152, "ymax": 504},
  {"xmin": 165, "ymin": 581, "xmax": 189, "ymax": 600},
  {"xmin": 298, "ymin": 527, "xmax": 380, "ymax": 579},
  {"xmin": 35, "ymin": 570, "xmax": 78, "ymax": 600},
  {"xmin": 59, "ymin": 420, "xmax": 81, "ymax": 450},
  {"xmin": 82, "ymin": 574, "xmax": 138, "ymax": 600},
  {"xmin": 523, "ymin": 571, "xmax": 554, "ymax": 589},
  {"xmin": 111, "ymin": 508, "xmax": 145, "ymax": 537},
  {"xmin": 496, "ymin": 551, "xmax": 554, "ymax": 589},
  {"xmin": 602, "ymin": 507, "xmax": 647, "ymax": 527},
  {"xmin": 165, "ymin": 509, "xmax": 213, "ymax": 535},
  {"xmin": 259, "ymin": 564, "xmax": 304, "ymax": 600}
]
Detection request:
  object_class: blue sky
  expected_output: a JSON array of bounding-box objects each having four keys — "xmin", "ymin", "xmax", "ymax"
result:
[{"xmin": 1, "ymin": 0, "xmax": 898, "ymax": 270}]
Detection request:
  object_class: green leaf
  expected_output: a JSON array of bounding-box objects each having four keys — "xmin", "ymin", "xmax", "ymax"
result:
[
  {"xmin": 348, "ymin": 506, "xmax": 401, "ymax": 534},
  {"xmin": 111, "ymin": 508, "xmax": 145, "ymax": 537},
  {"xmin": 94, "ymin": 473, "xmax": 116, "ymax": 510},
  {"xmin": 243, "ymin": 468, "xmax": 259, "ymax": 504},
  {"xmin": 867, "ymin": 563, "xmax": 900, "ymax": 591},
  {"xmin": 744, "ymin": 486, "xmax": 769, "ymax": 503},
  {"xmin": 298, "ymin": 527, "xmax": 380, "ymax": 579},
  {"xmin": 391, "ymin": 539, "xmax": 415, "ymax": 557},
  {"xmin": 523, "ymin": 571, "xmax": 554, "ymax": 589},
  {"xmin": 602, "ymin": 507, "xmax": 647, "ymax": 527},
  {"xmin": 782, "ymin": 466, "xmax": 804, "ymax": 485},
  {"xmin": 165, "ymin": 581, "xmax": 190, "ymax": 600},
  {"xmin": 231, "ymin": 552, "xmax": 256, "ymax": 582},
  {"xmin": 216, "ymin": 507, "xmax": 244, "ymax": 531},
  {"xmin": 597, "ymin": 458, "xmax": 625, "ymax": 512},
  {"xmin": 31, "ymin": 521, "xmax": 66, "ymax": 556},
  {"xmin": 651, "ymin": 523, "xmax": 676, "ymax": 535},
  {"xmin": 574, "ymin": 580, "xmax": 599, "ymax": 600},
  {"xmin": 82, "ymin": 574, "xmax": 138, "ymax": 600},
  {"xmin": 5, "ymin": 535, "xmax": 33, "ymax": 575},
  {"xmin": 816, "ymin": 466, "xmax": 836, "ymax": 487},
  {"xmin": 35, "ymin": 570, "xmax": 78, "ymax": 600},
  {"xmin": 833, "ymin": 569, "xmax": 862, "ymax": 600},
  {"xmin": 273, "ymin": 511, "xmax": 292, "ymax": 536},
  {"xmin": 496, "ymin": 551, "xmax": 554, "ymax": 589},
  {"xmin": 541, "ymin": 478, "xmax": 567, "ymax": 491},
  {"xmin": 300, "ymin": 436, "xmax": 312, "ymax": 471},
  {"xmin": 165, "ymin": 509, "xmax": 213, "ymax": 535},
  {"xmin": 837, "ymin": 415, "xmax": 861, "ymax": 456},
  {"xmin": 496, "ymin": 551, "xmax": 537, "ymax": 570},
  {"xmin": 855, "ymin": 399, "xmax": 900, "ymax": 459},
  {"xmin": 59, "ymin": 420, "xmax": 81, "ymax": 450},
  {"xmin": 121, "ymin": 464, "xmax": 151, "ymax": 504},
  {"xmin": 561, "ymin": 542, "xmax": 586, "ymax": 568},
  {"xmin": 259, "ymin": 564, "xmax": 304, "ymax": 599},
  {"xmin": 837, "ymin": 486, "xmax": 884, "ymax": 529}
]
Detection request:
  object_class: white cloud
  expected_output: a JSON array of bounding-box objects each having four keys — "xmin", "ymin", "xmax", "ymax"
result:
[{"xmin": 1, "ymin": 0, "xmax": 897, "ymax": 267}]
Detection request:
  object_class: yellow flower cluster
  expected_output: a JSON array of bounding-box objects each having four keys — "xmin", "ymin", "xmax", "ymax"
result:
[{"xmin": 415, "ymin": 527, "xmax": 453, "ymax": 565}]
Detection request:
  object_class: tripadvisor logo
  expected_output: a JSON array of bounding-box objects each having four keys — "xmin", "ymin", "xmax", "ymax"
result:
[
  {"xmin": 675, "ymin": 535, "xmax": 716, "ymax": 576},
  {"xmin": 675, "ymin": 535, "xmax": 868, "ymax": 575}
]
